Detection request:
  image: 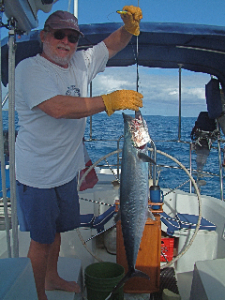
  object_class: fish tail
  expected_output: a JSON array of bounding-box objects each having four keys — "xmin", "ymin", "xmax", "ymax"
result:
[
  {"xmin": 131, "ymin": 268, "xmax": 150, "ymax": 280},
  {"xmin": 104, "ymin": 268, "xmax": 149, "ymax": 299}
]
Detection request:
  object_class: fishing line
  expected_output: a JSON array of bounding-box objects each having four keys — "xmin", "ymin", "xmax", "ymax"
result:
[
  {"xmin": 106, "ymin": 11, "xmax": 117, "ymax": 21},
  {"xmin": 136, "ymin": 0, "xmax": 140, "ymax": 93}
]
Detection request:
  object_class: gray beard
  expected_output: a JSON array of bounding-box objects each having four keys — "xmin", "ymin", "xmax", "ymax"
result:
[{"xmin": 43, "ymin": 43, "xmax": 71, "ymax": 66}]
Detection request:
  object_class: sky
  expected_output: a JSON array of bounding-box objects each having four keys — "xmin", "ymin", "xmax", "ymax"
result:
[{"xmin": 3, "ymin": 0, "xmax": 225, "ymax": 116}]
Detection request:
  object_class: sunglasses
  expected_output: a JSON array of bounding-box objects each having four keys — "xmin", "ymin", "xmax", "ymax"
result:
[{"xmin": 53, "ymin": 30, "xmax": 79, "ymax": 44}]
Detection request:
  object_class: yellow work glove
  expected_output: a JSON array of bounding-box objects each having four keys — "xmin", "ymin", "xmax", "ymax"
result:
[
  {"xmin": 102, "ymin": 90, "xmax": 143, "ymax": 116},
  {"xmin": 121, "ymin": 5, "xmax": 143, "ymax": 36}
]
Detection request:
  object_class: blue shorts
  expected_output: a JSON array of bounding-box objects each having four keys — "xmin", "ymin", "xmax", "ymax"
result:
[{"xmin": 16, "ymin": 177, "xmax": 80, "ymax": 244}]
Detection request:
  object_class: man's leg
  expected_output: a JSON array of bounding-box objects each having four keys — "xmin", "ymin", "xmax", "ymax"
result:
[
  {"xmin": 28, "ymin": 239, "xmax": 51, "ymax": 300},
  {"xmin": 17, "ymin": 179, "xmax": 81, "ymax": 298},
  {"xmin": 45, "ymin": 232, "xmax": 81, "ymax": 293}
]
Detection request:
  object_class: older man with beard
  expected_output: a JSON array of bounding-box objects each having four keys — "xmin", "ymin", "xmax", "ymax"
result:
[{"xmin": 15, "ymin": 7, "xmax": 143, "ymax": 300}]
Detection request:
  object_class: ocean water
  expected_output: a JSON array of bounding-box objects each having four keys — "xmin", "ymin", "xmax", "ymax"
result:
[
  {"xmin": 84, "ymin": 113, "xmax": 223, "ymax": 199},
  {"xmin": 3, "ymin": 111, "xmax": 223, "ymax": 199}
]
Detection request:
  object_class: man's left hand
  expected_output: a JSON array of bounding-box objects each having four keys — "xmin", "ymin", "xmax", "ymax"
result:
[{"xmin": 120, "ymin": 5, "xmax": 143, "ymax": 36}]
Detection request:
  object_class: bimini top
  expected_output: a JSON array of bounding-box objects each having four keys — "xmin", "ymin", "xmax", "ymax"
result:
[{"xmin": 2, "ymin": 22, "xmax": 225, "ymax": 87}]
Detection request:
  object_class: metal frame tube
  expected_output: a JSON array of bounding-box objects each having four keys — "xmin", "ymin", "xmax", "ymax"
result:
[
  {"xmin": 117, "ymin": 135, "xmax": 123, "ymax": 180},
  {"xmin": 0, "ymin": 11, "xmax": 11, "ymax": 258},
  {"xmin": 151, "ymin": 140, "xmax": 157, "ymax": 186},
  {"xmin": 74, "ymin": 0, "xmax": 78, "ymax": 18},
  {"xmin": 189, "ymin": 143, "xmax": 193, "ymax": 193},
  {"xmin": 8, "ymin": 26, "xmax": 19, "ymax": 257},
  {"xmin": 2, "ymin": 93, "xmax": 9, "ymax": 108},
  {"xmin": 89, "ymin": 81, "xmax": 92, "ymax": 140},
  {"xmin": 178, "ymin": 65, "xmax": 182, "ymax": 141},
  {"xmin": 216, "ymin": 122, "xmax": 224, "ymax": 201}
]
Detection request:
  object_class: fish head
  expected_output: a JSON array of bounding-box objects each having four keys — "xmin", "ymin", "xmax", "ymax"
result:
[{"xmin": 123, "ymin": 112, "xmax": 151, "ymax": 148}]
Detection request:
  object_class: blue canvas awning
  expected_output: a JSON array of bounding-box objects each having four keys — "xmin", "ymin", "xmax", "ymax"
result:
[{"xmin": 2, "ymin": 22, "xmax": 225, "ymax": 88}]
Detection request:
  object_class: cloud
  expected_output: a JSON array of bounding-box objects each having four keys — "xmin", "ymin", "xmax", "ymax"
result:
[
  {"xmin": 92, "ymin": 66, "xmax": 210, "ymax": 116},
  {"xmin": 94, "ymin": 74, "xmax": 132, "ymax": 93},
  {"xmin": 92, "ymin": 67, "xmax": 137, "ymax": 94}
]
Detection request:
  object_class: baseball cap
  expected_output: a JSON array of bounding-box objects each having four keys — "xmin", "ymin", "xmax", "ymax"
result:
[{"xmin": 44, "ymin": 10, "xmax": 83, "ymax": 36}]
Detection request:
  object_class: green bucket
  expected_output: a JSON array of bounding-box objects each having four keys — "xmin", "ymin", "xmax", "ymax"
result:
[{"xmin": 85, "ymin": 262, "xmax": 125, "ymax": 300}]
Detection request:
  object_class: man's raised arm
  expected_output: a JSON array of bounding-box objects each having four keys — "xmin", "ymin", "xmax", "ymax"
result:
[{"xmin": 103, "ymin": 5, "xmax": 143, "ymax": 59}]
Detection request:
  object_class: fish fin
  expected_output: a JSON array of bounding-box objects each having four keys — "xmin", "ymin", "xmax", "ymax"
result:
[
  {"xmin": 105, "ymin": 268, "xmax": 149, "ymax": 299},
  {"xmin": 147, "ymin": 209, "xmax": 156, "ymax": 221},
  {"xmin": 138, "ymin": 152, "xmax": 156, "ymax": 165},
  {"xmin": 130, "ymin": 268, "xmax": 150, "ymax": 280}
]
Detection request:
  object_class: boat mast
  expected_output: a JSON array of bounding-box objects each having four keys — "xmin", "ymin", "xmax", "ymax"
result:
[
  {"xmin": 74, "ymin": 0, "xmax": 78, "ymax": 18},
  {"xmin": 68, "ymin": 0, "xmax": 78, "ymax": 17}
]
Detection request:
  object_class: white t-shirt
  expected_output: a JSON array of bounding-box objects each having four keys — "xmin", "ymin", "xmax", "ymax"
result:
[{"xmin": 15, "ymin": 41, "xmax": 109, "ymax": 188}]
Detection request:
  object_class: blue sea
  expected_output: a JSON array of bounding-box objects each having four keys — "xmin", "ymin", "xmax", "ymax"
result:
[
  {"xmin": 84, "ymin": 113, "xmax": 223, "ymax": 200},
  {"xmin": 3, "ymin": 111, "xmax": 223, "ymax": 199}
]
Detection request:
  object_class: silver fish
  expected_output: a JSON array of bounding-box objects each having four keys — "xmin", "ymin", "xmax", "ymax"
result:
[
  {"xmin": 120, "ymin": 111, "xmax": 155, "ymax": 275},
  {"xmin": 105, "ymin": 112, "xmax": 155, "ymax": 299}
]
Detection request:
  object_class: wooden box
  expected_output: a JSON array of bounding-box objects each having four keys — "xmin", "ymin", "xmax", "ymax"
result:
[{"xmin": 116, "ymin": 215, "xmax": 161, "ymax": 293}]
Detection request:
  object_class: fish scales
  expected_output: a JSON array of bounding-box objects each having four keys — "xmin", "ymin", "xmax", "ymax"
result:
[
  {"xmin": 120, "ymin": 114, "xmax": 149, "ymax": 270},
  {"xmin": 105, "ymin": 112, "xmax": 154, "ymax": 299}
]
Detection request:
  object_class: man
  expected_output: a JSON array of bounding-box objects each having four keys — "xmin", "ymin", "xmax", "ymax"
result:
[{"xmin": 15, "ymin": 6, "xmax": 143, "ymax": 300}]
